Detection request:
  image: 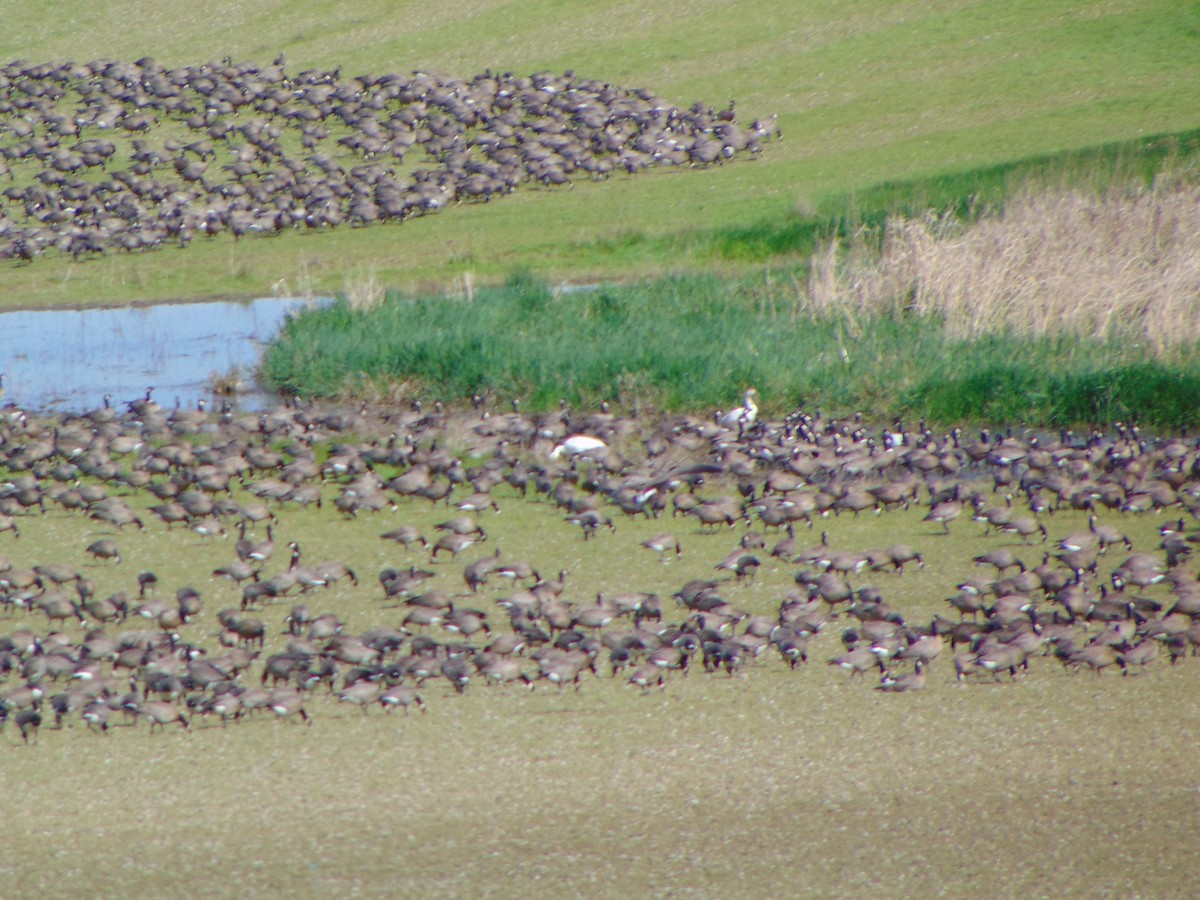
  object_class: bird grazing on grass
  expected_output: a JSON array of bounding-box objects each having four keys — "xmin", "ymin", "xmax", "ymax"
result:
[
  {"xmin": 923, "ymin": 500, "xmax": 962, "ymax": 534},
  {"xmin": 380, "ymin": 525, "xmax": 429, "ymax": 550},
  {"xmin": 566, "ymin": 511, "xmax": 616, "ymax": 540},
  {"xmin": 876, "ymin": 661, "xmax": 927, "ymax": 693},
  {"xmin": 431, "ymin": 532, "xmax": 484, "ymax": 560},
  {"xmin": 0, "ymin": 515, "xmax": 20, "ymax": 540},
  {"xmin": 86, "ymin": 539, "xmax": 121, "ymax": 564},
  {"xmin": 15, "ymin": 709, "xmax": 42, "ymax": 744},
  {"xmin": 641, "ymin": 532, "xmax": 682, "ymax": 561},
  {"xmin": 829, "ymin": 648, "xmax": 885, "ymax": 678},
  {"xmin": 550, "ymin": 434, "xmax": 607, "ymax": 460},
  {"xmin": 380, "ymin": 685, "xmax": 426, "ymax": 715},
  {"xmin": 627, "ymin": 663, "xmax": 666, "ymax": 693}
]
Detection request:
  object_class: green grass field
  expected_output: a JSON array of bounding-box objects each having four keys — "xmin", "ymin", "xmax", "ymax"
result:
[
  {"xmin": 0, "ymin": 440, "xmax": 1193, "ymax": 896},
  {"xmin": 3, "ymin": 4, "xmax": 1200, "ymax": 896},
  {"xmin": 0, "ymin": 0, "xmax": 1196, "ymax": 307}
]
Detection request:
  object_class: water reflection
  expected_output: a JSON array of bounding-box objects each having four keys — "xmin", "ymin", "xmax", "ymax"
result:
[{"xmin": 0, "ymin": 296, "xmax": 324, "ymax": 415}]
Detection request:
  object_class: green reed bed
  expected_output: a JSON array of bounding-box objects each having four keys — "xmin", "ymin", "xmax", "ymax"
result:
[{"xmin": 261, "ymin": 271, "xmax": 1200, "ymax": 428}]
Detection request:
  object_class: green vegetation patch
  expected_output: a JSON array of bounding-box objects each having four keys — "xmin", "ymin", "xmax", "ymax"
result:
[
  {"xmin": 261, "ymin": 270, "xmax": 1200, "ymax": 428},
  {"xmin": 907, "ymin": 362, "xmax": 1200, "ymax": 430}
]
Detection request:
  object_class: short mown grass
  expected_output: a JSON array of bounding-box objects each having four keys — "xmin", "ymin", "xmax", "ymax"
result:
[
  {"xmin": 0, "ymin": 440, "xmax": 1192, "ymax": 896},
  {"xmin": 0, "ymin": 1, "xmax": 1197, "ymax": 306}
]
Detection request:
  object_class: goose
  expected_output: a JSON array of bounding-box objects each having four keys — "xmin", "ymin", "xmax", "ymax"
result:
[
  {"xmin": 431, "ymin": 532, "xmax": 484, "ymax": 560},
  {"xmin": 1058, "ymin": 524, "xmax": 1100, "ymax": 554},
  {"xmin": 381, "ymin": 566, "xmax": 436, "ymax": 600},
  {"xmin": 133, "ymin": 700, "xmax": 190, "ymax": 732},
  {"xmin": 268, "ymin": 688, "xmax": 311, "ymax": 724},
  {"xmin": 212, "ymin": 559, "xmax": 259, "ymax": 585},
  {"xmin": 884, "ymin": 544, "xmax": 924, "ymax": 574},
  {"xmin": 1089, "ymin": 515, "xmax": 1133, "ymax": 552},
  {"xmin": 379, "ymin": 684, "xmax": 426, "ymax": 714},
  {"xmin": 236, "ymin": 523, "xmax": 275, "ymax": 564},
  {"xmin": 463, "ymin": 549, "xmax": 503, "ymax": 592},
  {"xmin": 82, "ymin": 593, "xmax": 128, "ymax": 625},
  {"xmin": 443, "ymin": 608, "xmax": 491, "ymax": 639},
  {"xmin": 627, "ymin": 663, "xmax": 666, "ymax": 693},
  {"xmin": 1066, "ymin": 643, "xmax": 1120, "ymax": 676},
  {"xmin": 261, "ymin": 650, "xmax": 306, "ymax": 688},
  {"xmin": 774, "ymin": 632, "xmax": 810, "ymax": 669},
  {"xmin": 434, "ymin": 516, "xmax": 487, "ymax": 538},
  {"xmin": 14, "ymin": 708, "xmax": 42, "ymax": 743},
  {"xmin": 769, "ymin": 524, "xmax": 798, "ymax": 560},
  {"xmin": 715, "ymin": 551, "xmax": 761, "ymax": 583},
  {"xmin": 34, "ymin": 563, "xmax": 79, "ymax": 586},
  {"xmin": 922, "ymin": 500, "xmax": 962, "ymax": 534},
  {"xmin": 456, "ymin": 491, "xmax": 500, "ymax": 514},
  {"xmin": 1117, "ymin": 640, "xmax": 1158, "ymax": 674},
  {"xmin": 137, "ymin": 570, "xmax": 158, "ymax": 599},
  {"xmin": 126, "ymin": 386, "xmax": 160, "ymax": 418},
  {"xmin": 1001, "ymin": 517, "xmax": 1048, "ymax": 543},
  {"xmin": 34, "ymin": 592, "xmax": 85, "ymax": 626},
  {"xmin": 85, "ymin": 538, "xmax": 121, "ymax": 564},
  {"xmin": 80, "ymin": 702, "xmax": 111, "ymax": 734},
  {"xmin": 876, "ymin": 660, "xmax": 927, "ymax": 693},
  {"xmin": 973, "ymin": 549, "xmax": 1026, "ymax": 574},
  {"xmin": 286, "ymin": 542, "xmax": 326, "ymax": 592},
  {"xmin": 190, "ymin": 517, "xmax": 228, "ymax": 540},
  {"xmin": 550, "ymin": 434, "xmax": 607, "ymax": 460},
  {"xmin": 896, "ymin": 633, "xmax": 944, "ymax": 666},
  {"xmin": 380, "ymin": 525, "xmax": 429, "ymax": 549},
  {"xmin": 440, "ymin": 654, "xmax": 472, "ymax": 694},
  {"xmin": 828, "ymin": 647, "xmax": 884, "ymax": 678},
  {"xmin": 641, "ymin": 532, "xmax": 682, "ymax": 561},
  {"xmin": 85, "ymin": 393, "xmax": 118, "ymax": 425},
  {"xmin": 338, "ymin": 681, "xmax": 379, "ymax": 715},
  {"xmin": 793, "ymin": 531, "xmax": 831, "ymax": 566},
  {"xmin": 493, "ymin": 559, "xmax": 541, "ymax": 585},
  {"xmin": 566, "ymin": 510, "xmax": 616, "ymax": 540},
  {"xmin": 718, "ymin": 388, "xmax": 759, "ymax": 431},
  {"xmin": 89, "ymin": 499, "xmax": 145, "ymax": 530}
]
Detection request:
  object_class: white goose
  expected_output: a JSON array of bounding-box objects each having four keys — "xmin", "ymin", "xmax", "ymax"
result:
[
  {"xmin": 550, "ymin": 434, "xmax": 607, "ymax": 460},
  {"xmin": 718, "ymin": 388, "xmax": 759, "ymax": 430}
]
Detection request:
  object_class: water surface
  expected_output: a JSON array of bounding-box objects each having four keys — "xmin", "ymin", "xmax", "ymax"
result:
[{"xmin": 0, "ymin": 296, "xmax": 323, "ymax": 415}]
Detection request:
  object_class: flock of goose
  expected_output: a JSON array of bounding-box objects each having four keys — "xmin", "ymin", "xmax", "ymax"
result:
[
  {"xmin": 0, "ymin": 57, "xmax": 778, "ymax": 261},
  {"xmin": 1, "ymin": 386, "xmax": 1198, "ymax": 743}
]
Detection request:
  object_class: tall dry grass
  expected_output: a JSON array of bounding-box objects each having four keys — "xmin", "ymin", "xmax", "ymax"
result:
[
  {"xmin": 343, "ymin": 268, "xmax": 386, "ymax": 311},
  {"xmin": 807, "ymin": 175, "xmax": 1200, "ymax": 353}
]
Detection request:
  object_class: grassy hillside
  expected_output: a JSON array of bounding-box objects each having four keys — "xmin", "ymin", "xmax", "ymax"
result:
[{"xmin": 0, "ymin": 0, "xmax": 1196, "ymax": 306}]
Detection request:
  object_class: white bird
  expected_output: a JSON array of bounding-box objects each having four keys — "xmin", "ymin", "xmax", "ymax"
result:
[
  {"xmin": 718, "ymin": 388, "xmax": 759, "ymax": 430},
  {"xmin": 550, "ymin": 434, "xmax": 607, "ymax": 459}
]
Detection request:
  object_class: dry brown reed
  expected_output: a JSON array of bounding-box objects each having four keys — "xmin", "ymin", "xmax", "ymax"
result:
[
  {"xmin": 344, "ymin": 268, "xmax": 386, "ymax": 312},
  {"xmin": 805, "ymin": 175, "xmax": 1200, "ymax": 354}
]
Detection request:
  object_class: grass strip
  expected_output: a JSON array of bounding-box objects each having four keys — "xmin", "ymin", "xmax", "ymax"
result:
[{"xmin": 261, "ymin": 270, "xmax": 1200, "ymax": 428}]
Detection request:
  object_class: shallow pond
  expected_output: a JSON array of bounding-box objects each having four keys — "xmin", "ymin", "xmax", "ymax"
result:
[{"xmin": 0, "ymin": 296, "xmax": 324, "ymax": 415}]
